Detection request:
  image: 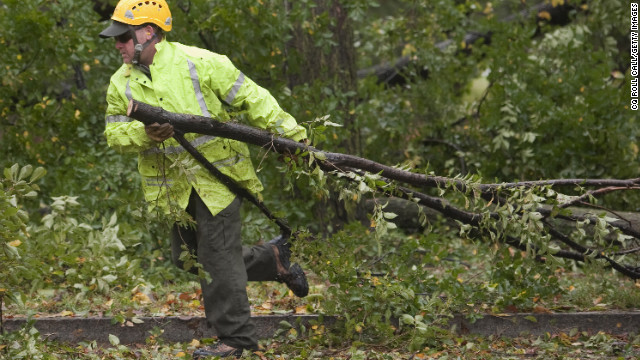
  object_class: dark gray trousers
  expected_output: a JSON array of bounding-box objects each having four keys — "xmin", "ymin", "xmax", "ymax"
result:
[{"xmin": 171, "ymin": 191, "xmax": 278, "ymax": 349}]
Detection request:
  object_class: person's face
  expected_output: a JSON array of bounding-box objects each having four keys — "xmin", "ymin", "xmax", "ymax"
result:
[{"xmin": 114, "ymin": 26, "xmax": 156, "ymax": 65}]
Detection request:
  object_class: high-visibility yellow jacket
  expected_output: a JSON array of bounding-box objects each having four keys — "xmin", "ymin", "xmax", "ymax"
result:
[{"xmin": 104, "ymin": 40, "xmax": 306, "ymax": 216}]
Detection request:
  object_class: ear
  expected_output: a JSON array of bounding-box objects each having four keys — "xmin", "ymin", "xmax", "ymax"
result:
[{"xmin": 145, "ymin": 25, "xmax": 154, "ymax": 39}]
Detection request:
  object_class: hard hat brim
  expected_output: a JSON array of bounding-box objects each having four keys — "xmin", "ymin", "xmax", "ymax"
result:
[{"xmin": 99, "ymin": 21, "xmax": 130, "ymax": 38}]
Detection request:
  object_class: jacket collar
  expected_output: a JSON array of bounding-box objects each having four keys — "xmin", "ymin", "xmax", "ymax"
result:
[{"xmin": 123, "ymin": 40, "xmax": 169, "ymax": 79}]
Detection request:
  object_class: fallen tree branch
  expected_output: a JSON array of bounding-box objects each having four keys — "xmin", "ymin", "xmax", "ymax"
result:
[
  {"xmin": 543, "ymin": 221, "xmax": 640, "ymax": 279},
  {"xmin": 171, "ymin": 130, "xmax": 292, "ymax": 237},
  {"xmin": 126, "ymin": 99, "xmax": 640, "ymax": 194},
  {"xmin": 558, "ymin": 187, "xmax": 640, "ymax": 209},
  {"xmin": 345, "ymin": 167, "xmax": 640, "ymax": 278},
  {"xmin": 126, "ymin": 100, "xmax": 640, "ymax": 279}
]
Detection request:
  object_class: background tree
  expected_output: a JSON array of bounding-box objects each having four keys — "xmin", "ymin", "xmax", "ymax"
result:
[{"xmin": 1, "ymin": 0, "xmax": 638, "ymax": 351}]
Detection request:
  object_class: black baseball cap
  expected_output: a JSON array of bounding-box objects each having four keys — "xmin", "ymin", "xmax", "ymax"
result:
[{"xmin": 99, "ymin": 21, "xmax": 130, "ymax": 38}]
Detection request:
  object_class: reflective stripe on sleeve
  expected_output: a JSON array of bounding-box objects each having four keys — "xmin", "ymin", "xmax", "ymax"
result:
[
  {"xmin": 224, "ymin": 72, "xmax": 245, "ymax": 105},
  {"xmin": 211, "ymin": 154, "xmax": 245, "ymax": 168},
  {"xmin": 106, "ymin": 115, "xmax": 133, "ymax": 124},
  {"xmin": 187, "ymin": 59, "xmax": 212, "ymax": 117},
  {"xmin": 106, "ymin": 80, "xmax": 133, "ymax": 126},
  {"xmin": 125, "ymin": 79, "xmax": 132, "ymax": 101},
  {"xmin": 145, "ymin": 178, "xmax": 174, "ymax": 187},
  {"xmin": 142, "ymin": 135, "xmax": 216, "ymax": 155}
]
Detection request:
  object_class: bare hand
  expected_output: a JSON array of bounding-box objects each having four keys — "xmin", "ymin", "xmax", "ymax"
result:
[{"xmin": 145, "ymin": 122, "xmax": 174, "ymax": 142}]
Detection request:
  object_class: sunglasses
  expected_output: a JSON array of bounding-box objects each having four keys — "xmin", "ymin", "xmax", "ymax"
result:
[{"xmin": 115, "ymin": 32, "xmax": 132, "ymax": 43}]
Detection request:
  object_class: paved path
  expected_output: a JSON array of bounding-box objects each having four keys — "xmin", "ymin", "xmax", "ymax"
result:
[{"xmin": 3, "ymin": 312, "xmax": 640, "ymax": 345}]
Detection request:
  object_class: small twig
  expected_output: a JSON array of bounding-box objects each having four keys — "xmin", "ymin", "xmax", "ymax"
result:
[
  {"xmin": 543, "ymin": 221, "xmax": 640, "ymax": 279},
  {"xmin": 365, "ymin": 251, "xmax": 395, "ymax": 270},
  {"xmin": 17, "ymin": 48, "xmax": 41, "ymax": 75},
  {"xmin": 558, "ymin": 186, "xmax": 640, "ymax": 209},
  {"xmin": 474, "ymin": 80, "xmax": 494, "ymax": 119},
  {"xmin": 614, "ymin": 246, "xmax": 640, "ymax": 256},
  {"xmin": 197, "ymin": 31, "xmax": 212, "ymax": 50},
  {"xmin": 255, "ymin": 135, "xmax": 281, "ymax": 172},
  {"xmin": 549, "ymin": 209, "xmax": 640, "ymax": 240},
  {"xmin": 576, "ymin": 200, "xmax": 636, "ymax": 230},
  {"xmin": 479, "ymin": 178, "xmax": 640, "ymax": 192}
]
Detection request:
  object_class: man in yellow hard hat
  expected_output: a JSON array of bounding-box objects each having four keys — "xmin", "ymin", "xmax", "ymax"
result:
[{"xmin": 99, "ymin": 0, "xmax": 308, "ymax": 357}]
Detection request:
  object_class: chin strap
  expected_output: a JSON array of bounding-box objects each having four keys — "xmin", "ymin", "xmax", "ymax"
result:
[{"xmin": 128, "ymin": 25, "xmax": 157, "ymax": 66}]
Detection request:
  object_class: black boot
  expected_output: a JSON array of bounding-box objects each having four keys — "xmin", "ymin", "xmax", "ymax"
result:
[
  {"xmin": 193, "ymin": 343, "xmax": 244, "ymax": 359},
  {"xmin": 269, "ymin": 235, "xmax": 309, "ymax": 297}
]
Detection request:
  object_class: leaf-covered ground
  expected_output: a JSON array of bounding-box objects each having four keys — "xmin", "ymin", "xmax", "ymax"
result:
[
  {"xmin": 3, "ymin": 217, "xmax": 640, "ymax": 359},
  {"xmin": 2, "ymin": 321, "xmax": 640, "ymax": 359},
  {"xmin": 3, "ymin": 270, "xmax": 640, "ymax": 359}
]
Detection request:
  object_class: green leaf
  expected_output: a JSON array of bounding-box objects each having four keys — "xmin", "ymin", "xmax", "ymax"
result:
[
  {"xmin": 108, "ymin": 212, "xmax": 118, "ymax": 227},
  {"xmin": 108, "ymin": 334, "xmax": 120, "ymax": 346},
  {"xmin": 383, "ymin": 212, "xmax": 398, "ymax": 220},
  {"xmin": 400, "ymin": 314, "xmax": 414, "ymax": 325},
  {"xmin": 313, "ymin": 152, "xmax": 327, "ymax": 161},
  {"xmin": 278, "ymin": 320, "xmax": 294, "ymax": 329},
  {"xmin": 30, "ymin": 167, "xmax": 46, "ymax": 182},
  {"xmin": 8, "ymin": 163, "xmax": 20, "ymax": 180},
  {"xmin": 3, "ymin": 206, "xmax": 18, "ymax": 217},
  {"xmin": 17, "ymin": 165, "xmax": 33, "ymax": 181},
  {"xmin": 102, "ymin": 274, "xmax": 117, "ymax": 283}
]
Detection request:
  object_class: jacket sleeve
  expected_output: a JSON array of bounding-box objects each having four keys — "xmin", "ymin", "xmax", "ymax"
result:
[
  {"xmin": 208, "ymin": 55, "xmax": 307, "ymax": 142},
  {"xmin": 103, "ymin": 81, "xmax": 156, "ymax": 153}
]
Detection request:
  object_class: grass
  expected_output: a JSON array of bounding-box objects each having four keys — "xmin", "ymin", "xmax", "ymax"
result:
[
  {"xmin": 5, "ymin": 265, "xmax": 639, "ymax": 320},
  {"xmin": 3, "ymin": 270, "xmax": 639, "ymax": 359}
]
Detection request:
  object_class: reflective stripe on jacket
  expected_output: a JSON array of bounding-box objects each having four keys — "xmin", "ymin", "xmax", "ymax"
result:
[{"xmin": 104, "ymin": 41, "xmax": 307, "ymax": 216}]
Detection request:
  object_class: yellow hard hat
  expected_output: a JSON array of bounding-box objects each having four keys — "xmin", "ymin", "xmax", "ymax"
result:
[{"xmin": 111, "ymin": 0, "xmax": 172, "ymax": 31}]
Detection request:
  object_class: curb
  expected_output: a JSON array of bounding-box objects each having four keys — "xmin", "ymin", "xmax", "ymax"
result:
[
  {"xmin": 2, "ymin": 315, "xmax": 326, "ymax": 345},
  {"xmin": 3, "ymin": 312, "xmax": 640, "ymax": 344},
  {"xmin": 451, "ymin": 311, "xmax": 640, "ymax": 337}
]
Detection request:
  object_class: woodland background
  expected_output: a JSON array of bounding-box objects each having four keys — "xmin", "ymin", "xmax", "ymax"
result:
[{"xmin": 1, "ymin": 0, "xmax": 639, "ymax": 358}]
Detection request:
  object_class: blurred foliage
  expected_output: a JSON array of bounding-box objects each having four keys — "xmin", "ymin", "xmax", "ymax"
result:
[
  {"xmin": 1, "ymin": 0, "xmax": 638, "ymax": 354},
  {"xmin": 0, "ymin": 165, "xmax": 46, "ymax": 305}
]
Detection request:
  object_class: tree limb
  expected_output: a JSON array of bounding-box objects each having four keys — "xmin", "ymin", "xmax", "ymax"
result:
[
  {"xmin": 126, "ymin": 100, "xmax": 640, "ymax": 279},
  {"xmin": 127, "ymin": 99, "xmax": 640, "ymax": 195}
]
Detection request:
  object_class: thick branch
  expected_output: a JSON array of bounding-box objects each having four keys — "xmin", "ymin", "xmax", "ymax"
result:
[
  {"xmin": 543, "ymin": 221, "xmax": 640, "ymax": 279},
  {"xmin": 347, "ymin": 168, "xmax": 640, "ymax": 278},
  {"xmin": 126, "ymin": 100, "xmax": 640, "ymax": 194},
  {"xmin": 127, "ymin": 99, "xmax": 454, "ymax": 189},
  {"xmin": 126, "ymin": 100, "xmax": 640, "ymax": 279},
  {"xmin": 172, "ymin": 131, "xmax": 292, "ymax": 237}
]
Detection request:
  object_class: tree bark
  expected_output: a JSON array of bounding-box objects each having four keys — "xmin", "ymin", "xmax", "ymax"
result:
[
  {"xmin": 362, "ymin": 197, "xmax": 640, "ymax": 238},
  {"xmin": 127, "ymin": 99, "xmax": 640, "ymax": 194}
]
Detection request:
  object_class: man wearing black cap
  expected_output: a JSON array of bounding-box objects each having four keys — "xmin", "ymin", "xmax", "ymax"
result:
[{"xmin": 100, "ymin": 0, "xmax": 309, "ymax": 357}]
